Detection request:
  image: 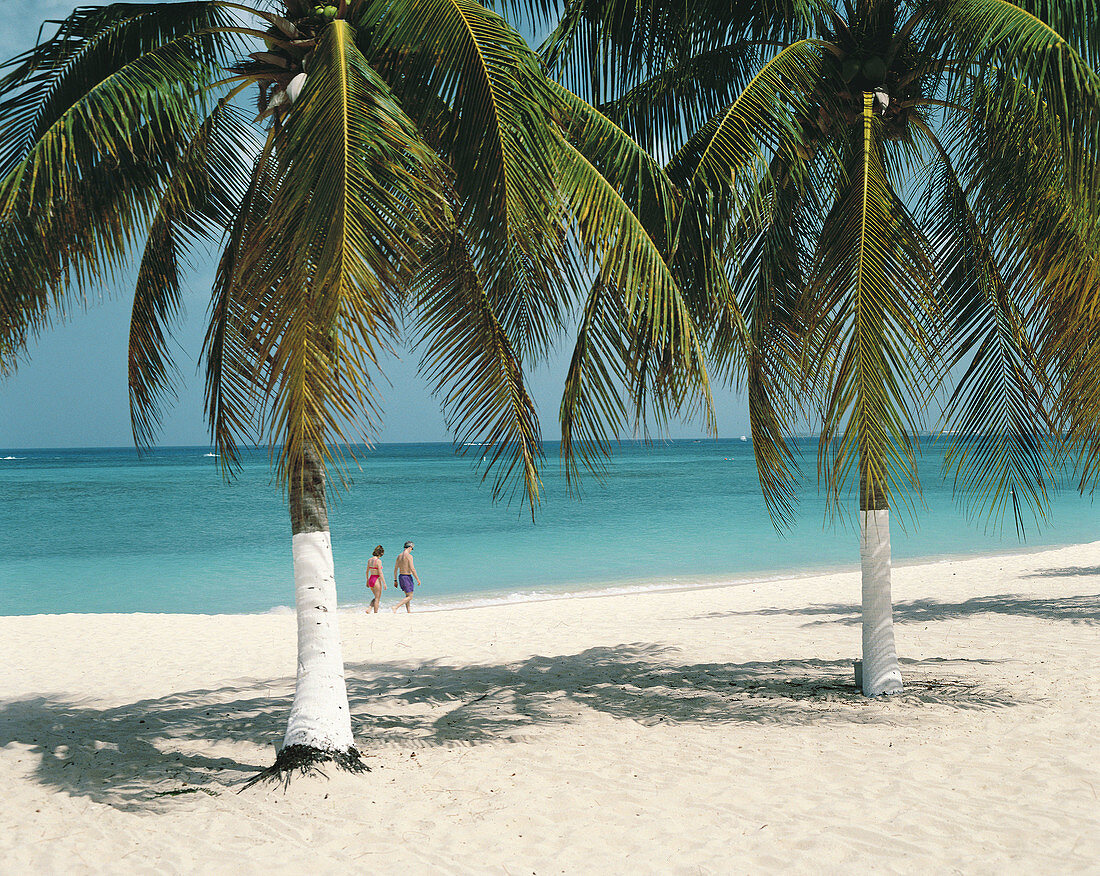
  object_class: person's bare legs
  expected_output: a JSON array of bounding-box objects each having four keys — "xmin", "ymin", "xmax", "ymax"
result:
[
  {"xmin": 370, "ymin": 586, "xmax": 380, "ymax": 613},
  {"xmin": 392, "ymin": 593, "xmax": 413, "ymax": 612}
]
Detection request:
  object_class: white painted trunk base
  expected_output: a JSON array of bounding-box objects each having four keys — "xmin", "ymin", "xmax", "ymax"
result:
[
  {"xmin": 283, "ymin": 530, "xmax": 355, "ymax": 752},
  {"xmin": 859, "ymin": 509, "xmax": 903, "ymax": 696}
]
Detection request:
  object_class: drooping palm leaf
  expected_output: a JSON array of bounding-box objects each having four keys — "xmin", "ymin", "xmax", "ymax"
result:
[
  {"xmin": 930, "ymin": 0, "xmax": 1100, "ymax": 202},
  {"xmin": 129, "ymin": 89, "xmax": 258, "ymax": 448},
  {"xmin": 810, "ymin": 94, "xmax": 938, "ymax": 519},
  {"xmin": 723, "ymin": 151, "xmax": 818, "ymax": 525},
  {"xmin": 414, "ymin": 230, "xmax": 544, "ymax": 509},
  {"xmin": 231, "ymin": 20, "xmax": 448, "ymax": 486},
  {"xmin": 361, "ymin": 0, "xmax": 572, "ymax": 361},
  {"xmin": 554, "ymin": 125, "xmax": 714, "ymax": 479},
  {"xmin": 666, "ymin": 39, "xmax": 830, "ymax": 252},
  {"xmin": 539, "ymin": 0, "xmax": 817, "ymax": 109},
  {"xmin": 0, "ymin": 1, "xmax": 238, "ymax": 350},
  {"xmin": 914, "ymin": 120, "xmax": 1059, "ymax": 531},
  {"xmin": 202, "ymin": 125, "xmax": 281, "ymax": 477}
]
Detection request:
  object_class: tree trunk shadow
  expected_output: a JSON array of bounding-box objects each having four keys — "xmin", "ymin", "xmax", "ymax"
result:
[
  {"xmin": 696, "ymin": 593, "xmax": 1100, "ymax": 626},
  {"xmin": 0, "ymin": 645, "xmax": 1023, "ymax": 809}
]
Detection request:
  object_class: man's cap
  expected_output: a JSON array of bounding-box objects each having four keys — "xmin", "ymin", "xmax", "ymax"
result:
[{"xmin": 404, "ymin": 541, "xmax": 414, "ymax": 549}]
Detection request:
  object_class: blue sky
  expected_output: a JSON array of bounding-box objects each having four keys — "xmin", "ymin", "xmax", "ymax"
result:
[{"xmin": 0, "ymin": 0, "xmax": 751, "ymax": 449}]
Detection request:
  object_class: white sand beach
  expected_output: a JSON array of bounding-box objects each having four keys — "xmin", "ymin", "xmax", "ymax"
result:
[{"xmin": 1, "ymin": 543, "xmax": 1098, "ymax": 873}]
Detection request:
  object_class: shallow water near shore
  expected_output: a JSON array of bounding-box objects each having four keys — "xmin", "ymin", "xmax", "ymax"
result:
[{"xmin": 1, "ymin": 438, "xmax": 1096, "ymax": 616}]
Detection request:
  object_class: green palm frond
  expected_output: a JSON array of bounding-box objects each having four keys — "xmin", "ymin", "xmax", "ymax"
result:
[
  {"xmin": 558, "ymin": 280, "xmax": 630, "ymax": 487},
  {"xmin": 1, "ymin": 120, "xmax": 174, "ymax": 341},
  {"xmin": 361, "ymin": 0, "xmax": 571, "ymax": 360},
  {"xmin": 202, "ymin": 127, "xmax": 280, "ymax": 477},
  {"xmin": 551, "ymin": 82, "xmax": 709, "ymax": 485},
  {"xmin": 539, "ymin": 0, "xmax": 817, "ymax": 106},
  {"xmin": 1004, "ymin": 2, "xmax": 1100, "ymax": 68},
  {"xmin": 913, "ymin": 121, "xmax": 1060, "ymax": 531},
  {"xmin": 231, "ymin": 20, "xmax": 448, "ymax": 487},
  {"xmin": 931, "ymin": 0, "xmax": 1100, "ymax": 199},
  {"xmin": 0, "ymin": 2, "xmax": 233, "ymax": 179},
  {"xmin": 0, "ymin": 1, "xmax": 237, "ymax": 349},
  {"xmin": 0, "ymin": 304, "xmax": 29, "ymax": 378},
  {"xmin": 597, "ymin": 41, "xmax": 758, "ymax": 157},
  {"xmin": 723, "ymin": 152, "xmax": 817, "ymax": 525},
  {"xmin": 414, "ymin": 231, "xmax": 544, "ymax": 511},
  {"xmin": 129, "ymin": 89, "xmax": 257, "ymax": 449},
  {"xmin": 554, "ymin": 127, "xmax": 714, "ymax": 477},
  {"xmin": 810, "ymin": 93, "xmax": 938, "ymax": 518},
  {"xmin": 1049, "ymin": 306, "xmax": 1100, "ymax": 491},
  {"xmin": 551, "ymin": 81, "xmax": 679, "ymax": 251},
  {"xmin": 667, "ymin": 39, "xmax": 829, "ymax": 239}
]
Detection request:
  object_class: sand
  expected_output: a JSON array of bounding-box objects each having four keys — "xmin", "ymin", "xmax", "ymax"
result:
[{"xmin": 1, "ymin": 542, "xmax": 1098, "ymax": 874}]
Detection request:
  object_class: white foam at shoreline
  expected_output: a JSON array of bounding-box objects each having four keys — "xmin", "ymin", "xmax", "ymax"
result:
[
  {"xmin": 264, "ymin": 569, "xmax": 854, "ymax": 617},
  {"xmin": 257, "ymin": 537, "xmax": 1100, "ymax": 619}
]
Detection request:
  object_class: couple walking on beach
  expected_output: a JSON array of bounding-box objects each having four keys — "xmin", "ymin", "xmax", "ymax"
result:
[{"xmin": 366, "ymin": 541, "xmax": 423, "ymax": 613}]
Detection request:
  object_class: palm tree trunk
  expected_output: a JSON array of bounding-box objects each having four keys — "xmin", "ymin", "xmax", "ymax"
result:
[
  {"xmin": 859, "ymin": 467, "xmax": 903, "ymax": 696},
  {"xmin": 275, "ymin": 445, "xmax": 362, "ymax": 772}
]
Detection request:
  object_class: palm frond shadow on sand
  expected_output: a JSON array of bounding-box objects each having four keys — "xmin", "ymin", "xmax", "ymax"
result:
[
  {"xmin": 1023, "ymin": 565, "xmax": 1100, "ymax": 579},
  {"xmin": 0, "ymin": 645, "xmax": 1020, "ymax": 811},
  {"xmin": 697, "ymin": 593, "xmax": 1100, "ymax": 626}
]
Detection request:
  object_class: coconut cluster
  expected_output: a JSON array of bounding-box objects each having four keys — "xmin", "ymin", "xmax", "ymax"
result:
[
  {"xmin": 238, "ymin": 1, "xmax": 347, "ymax": 121},
  {"xmin": 794, "ymin": 30, "xmax": 921, "ymax": 152},
  {"xmin": 831, "ymin": 48, "xmax": 915, "ymax": 141}
]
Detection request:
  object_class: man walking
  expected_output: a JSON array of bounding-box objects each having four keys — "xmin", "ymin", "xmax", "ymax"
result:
[{"xmin": 392, "ymin": 541, "xmax": 422, "ymax": 613}]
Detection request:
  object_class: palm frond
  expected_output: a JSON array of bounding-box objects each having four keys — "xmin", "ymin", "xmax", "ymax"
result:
[
  {"xmin": 666, "ymin": 38, "xmax": 830, "ymax": 251},
  {"xmin": 539, "ymin": 0, "xmax": 817, "ymax": 106},
  {"xmin": 724, "ymin": 152, "xmax": 817, "ymax": 526},
  {"xmin": 558, "ymin": 280, "xmax": 630, "ymax": 488},
  {"xmin": 596, "ymin": 41, "xmax": 757, "ymax": 158},
  {"xmin": 414, "ymin": 231, "xmax": 544, "ymax": 511},
  {"xmin": 931, "ymin": 0, "xmax": 1100, "ymax": 202},
  {"xmin": 809, "ymin": 93, "xmax": 939, "ymax": 519},
  {"xmin": 551, "ymin": 80, "xmax": 679, "ymax": 252},
  {"xmin": 554, "ymin": 128, "xmax": 714, "ymax": 478},
  {"xmin": 202, "ymin": 126, "xmax": 281, "ymax": 478},
  {"xmin": 0, "ymin": 1, "xmax": 238, "ymax": 346},
  {"xmin": 232, "ymin": 21, "xmax": 447, "ymax": 490},
  {"xmin": 361, "ymin": 0, "xmax": 571, "ymax": 361},
  {"xmin": 129, "ymin": 89, "xmax": 257, "ymax": 449},
  {"xmin": 913, "ymin": 120, "xmax": 1060, "ymax": 531}
]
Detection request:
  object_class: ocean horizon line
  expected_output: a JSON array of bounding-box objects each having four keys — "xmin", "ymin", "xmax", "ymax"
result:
[{"xmin": 0, "ymin": 432, "xmax": 1022, "ymax": 455}]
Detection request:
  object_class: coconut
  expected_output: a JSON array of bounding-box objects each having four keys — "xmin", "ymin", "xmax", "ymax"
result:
[
  {"xmin": 841, "ymin": 57, "xmax": 860, "ymax": 83},
  {"xmin": 286, "ymin": 72, "xmax": 308, "ymax": 105},
  {"xmin": 862, "ymin": 57, "xmax": 887, "ymax": 84}
]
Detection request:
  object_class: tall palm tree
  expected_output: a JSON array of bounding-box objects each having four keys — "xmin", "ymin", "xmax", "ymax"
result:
[
  {"xmin": 542, "ymin": 0, "xmax": 1100, "ymax": 695},
  {"xmin": 0, "ymin": 0, "xmax": 711, "ymax": 778}
]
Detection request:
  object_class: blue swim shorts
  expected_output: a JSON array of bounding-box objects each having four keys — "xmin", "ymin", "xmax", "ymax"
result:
[{"xmin": 398, "ymin": 574, "xmax": 415, "ymax": 595}]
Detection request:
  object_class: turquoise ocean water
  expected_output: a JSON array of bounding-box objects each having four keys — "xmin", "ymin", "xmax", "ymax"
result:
[{"xmin": 0, "ymin": 439, "xmax": 1096, "ymax": 616}]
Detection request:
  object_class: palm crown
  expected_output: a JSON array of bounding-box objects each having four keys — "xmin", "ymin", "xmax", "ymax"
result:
[
  {"xmin": 0, "ymin": 0, "xmax": 712, "ymax": 508},
  {"xmin": 540, "ymin": 0, "xmax": 1100, "ymax": 695},
  {"xmin": 543, "ymin": 0, "xmax": 1100, "ymax": 527}
]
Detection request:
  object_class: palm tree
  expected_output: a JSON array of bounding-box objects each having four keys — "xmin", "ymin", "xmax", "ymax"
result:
[
  {"xmin": 0, "ymin": 0, "xmax": 711, "ymax": 778},
  {"xmin": 542, "ymin": 0, "xmax": 1100, "ymax": 695}
]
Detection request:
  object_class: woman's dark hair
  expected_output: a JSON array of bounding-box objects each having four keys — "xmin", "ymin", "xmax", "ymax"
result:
[{"xmin": 372, "ymin": 545, "xmax": 384, "ymax": 557}]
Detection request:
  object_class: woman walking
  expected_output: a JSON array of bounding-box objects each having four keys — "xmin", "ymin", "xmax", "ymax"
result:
[{"xmin": 366, "ymin": 545, "xmax": 385, "ymax": 613}]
